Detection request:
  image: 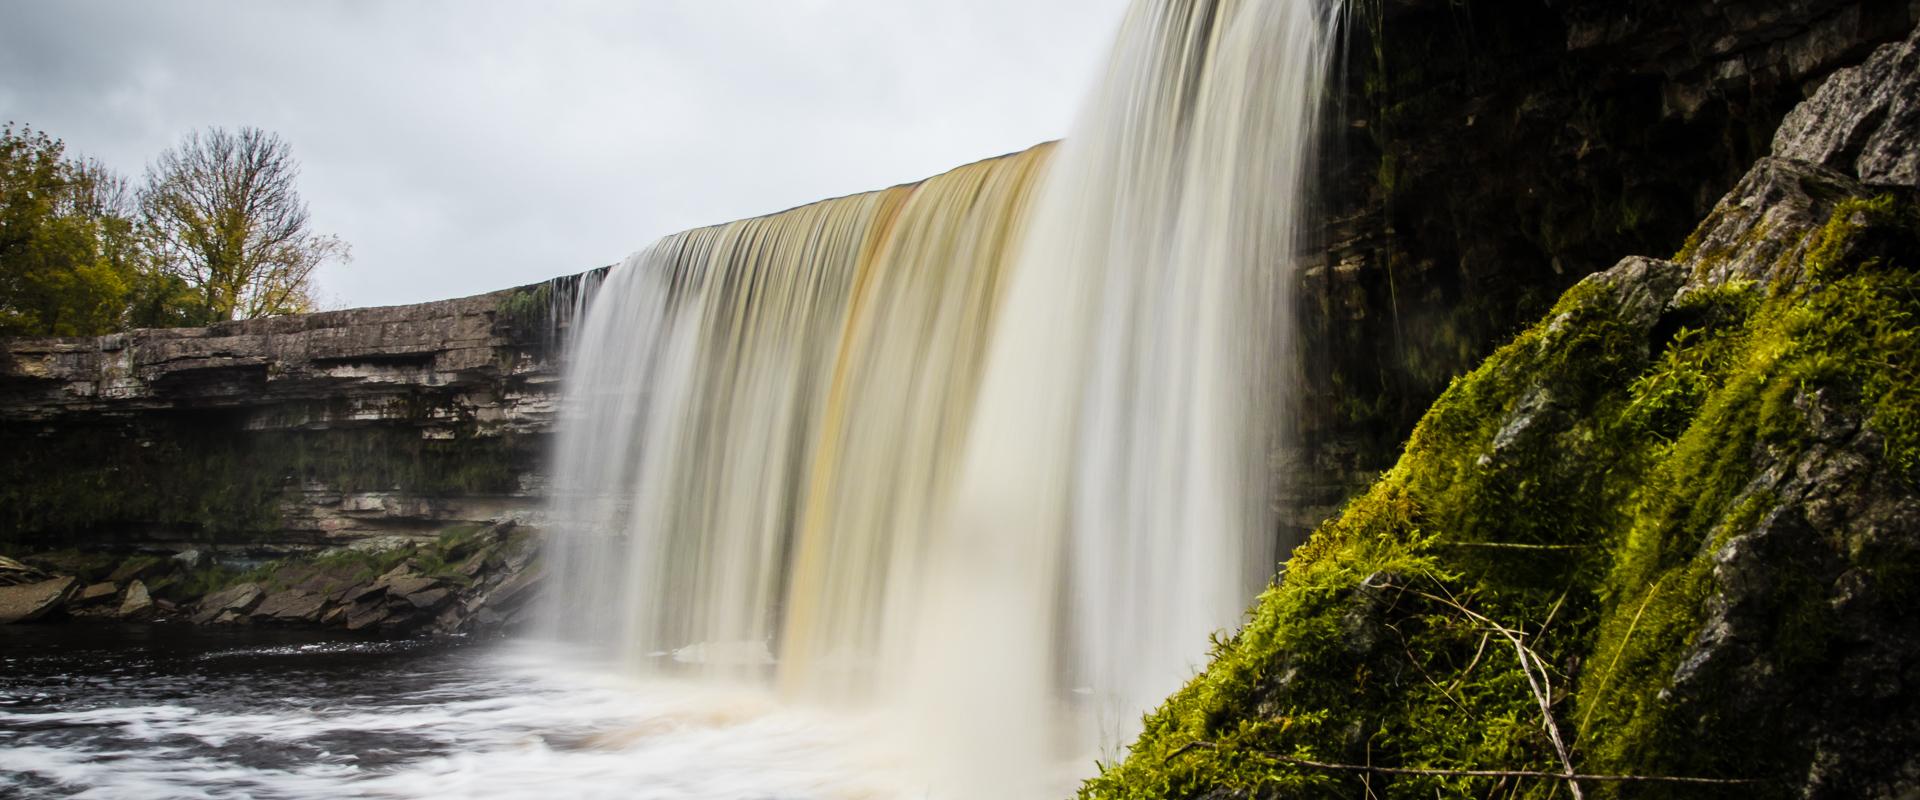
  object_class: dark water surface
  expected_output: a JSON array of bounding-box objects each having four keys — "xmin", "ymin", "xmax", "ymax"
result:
[{"xmin": 0, "ymin": 624, "xmax": 910, "ymax": 799}]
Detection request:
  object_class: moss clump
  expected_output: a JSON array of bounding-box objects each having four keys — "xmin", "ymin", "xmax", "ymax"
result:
[
  {"xmin": 1576, "ymin": 195, "xmax": 1920, "ymax": 792},
  {"xmin": 496, "ymin": 283, "xmax": 555, "ymax": 336},
  {"xmin": 1084, "ymin": 195, "xmax": 1920, "ymax": 798},
  {"xmin": 1089, "ymin": 259, "xmax": 1665, "ymax": 798}
]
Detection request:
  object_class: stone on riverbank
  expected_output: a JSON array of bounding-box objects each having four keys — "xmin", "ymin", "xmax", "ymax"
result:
[
  {"xmin": 191, "ymin": 582, "xmax": 265, "ymax": 624},
  {"xmin": 2, "ymin": 520, "xmax": 541, "ymax": 635},
  {"xmin": 73, "ymin": 582, "xmax": 118, "ymax": 607},
  {"xmin": 0, "ymin": 576, "xmax": 78, "ymax": 624},
  {"xmin": 116, "ymin": 580, "xmax": 154, "ymax": 619}
]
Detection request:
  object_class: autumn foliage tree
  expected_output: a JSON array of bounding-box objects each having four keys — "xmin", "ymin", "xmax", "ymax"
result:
[
  {"xmin": 139, "ymin": 127, "xmax": 347, "ymax": 320},
  {"xmin": 0, "ymin": 124, "xmax": 146, "ymax": 335},
  {"xmin": 0, "ymin": 123, "xmax": 344, "ymax": 336}
]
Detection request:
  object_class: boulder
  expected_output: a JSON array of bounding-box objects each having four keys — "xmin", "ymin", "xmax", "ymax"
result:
[
  {"xmin": 403, "ymin": 587, "xmax": 450, "ymax": 611},
  {"xmin": 116, "ymin": 580, "xmax": 154, "ymax": 619},
  {"xmin": 0, "ymin": 576, "xmax": 78, "ymax": 623},
  {"xmin": 345, "ymin": 602, "xmax": 392, "ymax": 631},
  {"xmin": 251, "ymin": 590, "xmax": 327, "ymax": 623},
  {"xmin": 191, "ymin": 582, "xmax": 265, "ymax": 624},
  {"xmin": 335, "ymin": 580, "xmax": 386, "ymax": 605},
  {"xmin": 72, "ymin": 582, "xmax": 119, "ymax": 607},
  {"xmin": 1773, "ymin": 26, "xmax": 1920, "ymax": 189},
  {"xmin": 485, "ymin": 568, "xmax": 542, "ymax": 614},
  {"xmin": 382, "ymin": 574, "xmax": 439, "ymax": 598}
]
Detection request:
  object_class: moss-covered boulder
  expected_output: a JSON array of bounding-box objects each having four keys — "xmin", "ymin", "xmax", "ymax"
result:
[{"xmin": 1086, "ymin": 27, "xmax": 1920, "ymax": 800}]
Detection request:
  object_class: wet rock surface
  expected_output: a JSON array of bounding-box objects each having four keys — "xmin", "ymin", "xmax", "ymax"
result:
[
  {"xmin": 0, "ymin": 522, "xmax": 542, "ymax": 637},
  {"xmin": 1090, "ymin": 20, "xmax": 1920, "ymax": 800}
]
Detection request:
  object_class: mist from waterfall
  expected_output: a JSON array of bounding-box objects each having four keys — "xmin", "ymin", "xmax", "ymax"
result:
[{"xmin": 541, "ymin": 1, "xmax": 1339, "ymax": 795}]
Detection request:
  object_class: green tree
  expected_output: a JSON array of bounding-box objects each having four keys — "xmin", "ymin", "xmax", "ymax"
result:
[
  {"xmin": 139, "ymin": 127, "xmax": 347, "ymax": 320},
  {"xmin": 0, "ymin": 124, "xmax": 141, "ymax": 336}
]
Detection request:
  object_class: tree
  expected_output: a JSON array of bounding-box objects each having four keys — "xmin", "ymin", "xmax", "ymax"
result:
[
  {"xmin": 139, "ymin": 127, "xmax": 347, "ymax": 320},
  {"xmin": 0, "ymin": 123, "xmax": 140, "ymax": 336}
]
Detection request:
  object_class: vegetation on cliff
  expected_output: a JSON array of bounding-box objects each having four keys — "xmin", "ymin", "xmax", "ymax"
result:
[
  {"xmin": 1300, "ymin": 0, "xmax": 1914, "ymax": 487},
  {"xmin": 0, "ymin": 123, "xmax": 346, "ymax": 336},
  {"xmin": 0, "ymin": 124, "xmax": 203, "ymax": 335},
  {"xmin": 1086, "ymin": 15, "xmax": 1920, "ymax": 799},
  {"xmin": 1085, "ymin": 186, "xmax": 1917, "ymax": 798}
]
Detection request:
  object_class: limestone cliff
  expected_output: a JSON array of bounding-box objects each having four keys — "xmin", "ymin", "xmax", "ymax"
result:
[
  {"xmin": 0, "ymin": 270, "xmax": 602, "ymax": 552},
  {"xmin": 1287, "ymin": 0, "xmax": 1920, "ymax": 537},
  {"xmin": 6, "ymin": 2, "xmax": 1907, "ymax": 560},
  {"xmin": 1088, "ymin": 24, "xmax": 1919, "ymax": 800}
]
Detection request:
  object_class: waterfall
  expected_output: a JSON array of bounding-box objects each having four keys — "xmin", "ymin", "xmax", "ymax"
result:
[
  {"xmin": 542, "ymin": 147, "xmax": 1053, "ymax": 678},
  {"xmin": 543, "ymin": 0, "xmax": 1339, "ymax": 794}
]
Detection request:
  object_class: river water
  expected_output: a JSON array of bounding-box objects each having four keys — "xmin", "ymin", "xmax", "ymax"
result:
[{"xmin": 0, "ymin": 625, "xmax": 964, "ymax": 799}]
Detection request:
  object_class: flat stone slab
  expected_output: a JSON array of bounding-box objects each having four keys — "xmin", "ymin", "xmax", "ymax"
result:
[
  {"xmin": 0, "ymin": 577, "xmax": 78, "ymax": 624},
  {"xmin": 251, "ymin": 590, "xmax": 327, "ymax": 622},
  {"xmin": 192, "ymin": 582, "xmax": 265, "ymax": 624},
  {"xmin": 74, "ymin": 582, "xmax": 119, "ymax": 606},
  {"xmin": 382, "ymin": 575, "xmax": 438, "ymax": 598},
  {"xmin": 404, "ymin": 587, "xmax": 450, "ymax": 610}
]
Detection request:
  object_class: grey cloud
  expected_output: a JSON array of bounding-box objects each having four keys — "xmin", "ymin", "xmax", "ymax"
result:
[{"xmin": 0, "ymin": 0, "xmax": 1127, "ymax": 307}]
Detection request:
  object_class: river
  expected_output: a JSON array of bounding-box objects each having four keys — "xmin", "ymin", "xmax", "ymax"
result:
[{"xmin": 0, "ymin": 624, "xmax": 943, "ymax": 799}]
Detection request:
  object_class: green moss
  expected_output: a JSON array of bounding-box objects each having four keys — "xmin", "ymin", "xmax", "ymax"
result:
[
  {"xmin": 1086, "ymin": 196, "xmax": 1920, "ymax": 798},
  {"xmin": 180, "ymin": 523, "xmax": 502, "ymax": 600},
  {"xmin": 497, "ymin": 283, "xmax": 555, "ymax": 333}
]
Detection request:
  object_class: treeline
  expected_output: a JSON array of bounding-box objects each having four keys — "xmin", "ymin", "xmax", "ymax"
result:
[{"xmin": 0, "ymin": 123, "xmax": 348, "ymax": 337}]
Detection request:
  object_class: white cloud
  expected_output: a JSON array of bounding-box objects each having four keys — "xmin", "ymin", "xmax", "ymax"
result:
[{"xmin": 0, "ymin": 0, "xmax": 1128, "ymax": 307}]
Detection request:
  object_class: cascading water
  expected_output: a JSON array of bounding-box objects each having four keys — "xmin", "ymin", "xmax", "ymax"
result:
[
  {"xmin": 1053, "ymin": 0, "xmax": 1340, "ymax": 748},
  {"xmin": 542, "ymin": 0, "xmax": 1340, "ymax": 795},
  {"xmin": 543, "ymin": 147, "xmax": 1054, "ymax": 684}
]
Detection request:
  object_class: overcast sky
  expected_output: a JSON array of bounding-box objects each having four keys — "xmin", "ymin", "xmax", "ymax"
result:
[{"xmin": 1, "ymin": 1, "xmax": 1128, "ymax": 308}]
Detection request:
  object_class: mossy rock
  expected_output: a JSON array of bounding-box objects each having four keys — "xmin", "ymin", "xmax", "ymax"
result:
[{"xmin": 1083, "ymin": 193, "xmax": 1920, "ymax": 799}]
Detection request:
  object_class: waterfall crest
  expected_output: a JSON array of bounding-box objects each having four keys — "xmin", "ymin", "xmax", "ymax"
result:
[
  {"xmin": 543, "ymin": 146, "xmax": 1055, "ymax": 679},
  {"xmin": 545, "ymin": 0, "xmax": 1340, "ymax": 793}
]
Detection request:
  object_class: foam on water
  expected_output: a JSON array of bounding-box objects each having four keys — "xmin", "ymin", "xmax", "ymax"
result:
[
  {"xmin": 0, "ymin": 2, "xmax": 1345, "ymax": 798},
  {"xmin": 0, "ymin": 637, "xmax": 929, "ymax": 800},
  {"xmin": 538, "ymin": 0, "xmax": 1342, "ymax": 796}
]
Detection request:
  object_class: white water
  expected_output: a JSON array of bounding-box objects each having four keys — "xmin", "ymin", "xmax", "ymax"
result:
[
  {"xmin": 1, "ymin": 636, "xmax": 925, "ymax": 800},
  {"xmin": 541, "ymin": 0, "xmax": 1340, "ymax": 796},
  {"xmin": 1050, "ymin": 0, "xmax": 1339, "ymax": 748}
]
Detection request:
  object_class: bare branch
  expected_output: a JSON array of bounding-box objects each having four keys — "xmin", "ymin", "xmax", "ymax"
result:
[
  {"xmin": 1411, "ymin": 586, "xmax": 1584, "ymax": 800},
  {"xmin": 138, "ymin": 126, "xmax": 343, "ymax": 319}
]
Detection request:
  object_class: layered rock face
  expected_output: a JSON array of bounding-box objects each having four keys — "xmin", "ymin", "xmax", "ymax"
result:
[
  {"xmin": 5, "ymin": 2, "xmax": 1907, "ymax": 561},
  {"xmin": 1089, "ymin": 24, "xmax": 1919, "ymax": 800},
  {"xmin": 1286, "ymin": 0, "xmax": 1920, "ymax": 537},
  {"xmin": 0, "ymin": 271, "xmax": 601, "ymax": 553}
]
